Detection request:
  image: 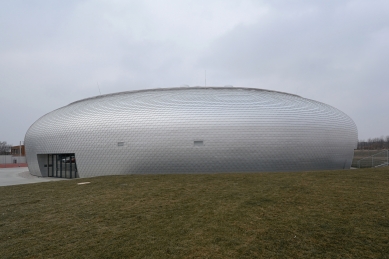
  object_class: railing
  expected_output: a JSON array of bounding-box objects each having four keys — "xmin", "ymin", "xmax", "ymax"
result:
[{"xmin": 357, "ymin": 149, "xmax": 389, "ymax": 168}]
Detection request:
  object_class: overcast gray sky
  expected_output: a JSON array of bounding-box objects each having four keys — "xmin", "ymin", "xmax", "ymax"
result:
[{"xmin": 1, "ymin": 0, "xmax": 388, "ymax": 145}]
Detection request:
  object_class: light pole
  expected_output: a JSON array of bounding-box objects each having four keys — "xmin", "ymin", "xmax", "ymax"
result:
[{"xmin": 18, "ymin": 141, "xmax": 23, "ymax": 167}]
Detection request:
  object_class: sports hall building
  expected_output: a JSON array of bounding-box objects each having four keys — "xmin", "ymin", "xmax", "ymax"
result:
[{"xmin": 25, "ymin": 87, "xmax": 358, "ymax": 178}]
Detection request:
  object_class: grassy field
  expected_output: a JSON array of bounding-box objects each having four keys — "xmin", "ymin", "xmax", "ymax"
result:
[
  {"xmin": 352, "ymin": 149, "xmax": 387, "ymax": 160},
  {"xmin": 1, "ymin": 168, "xmax": 389, "ymax": 258}
]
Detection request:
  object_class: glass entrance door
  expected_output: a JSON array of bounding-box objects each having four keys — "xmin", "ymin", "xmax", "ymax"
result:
[{"xmin": 47, "ymin": 153, "xmax": 78, "ymax": 178}]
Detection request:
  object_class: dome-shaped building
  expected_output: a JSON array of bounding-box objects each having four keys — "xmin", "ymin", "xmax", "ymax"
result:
[{"xmin": 25, "ymin": 87, "xmax": 357, "ymax": 178}]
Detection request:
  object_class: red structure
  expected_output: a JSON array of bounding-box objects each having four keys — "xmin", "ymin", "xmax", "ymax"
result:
[{"xmin": 0, "ymin": 163, "xmax": 28, "ymax": 168}]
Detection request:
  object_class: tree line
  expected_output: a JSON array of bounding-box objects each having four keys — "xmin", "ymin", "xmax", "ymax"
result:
[
  {"xmin": 357, "ymin": 136, "xmax": 389, "ymax": 150},
  {"xmin": 0, "ymin": 141, "xmax": 12, "ymax": 155}
]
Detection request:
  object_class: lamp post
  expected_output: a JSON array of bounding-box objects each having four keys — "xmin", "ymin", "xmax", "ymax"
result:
[{"xmin": 19, "ymin": 141, "xmax": 21, "ymax": 167}]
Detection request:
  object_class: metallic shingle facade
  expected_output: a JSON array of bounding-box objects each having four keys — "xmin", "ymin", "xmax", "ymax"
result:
[{"xmin": 25, "ymin": 87, "xmax": 358, "ymax": 178}]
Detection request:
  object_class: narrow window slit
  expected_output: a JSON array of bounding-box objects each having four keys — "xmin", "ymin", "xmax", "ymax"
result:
[{"xmin": 194, "ymin": 140, "xmax": 204, "ymax": 146}]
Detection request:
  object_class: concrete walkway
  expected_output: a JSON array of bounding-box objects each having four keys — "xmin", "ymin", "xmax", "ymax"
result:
[{"xmin": 0, "ymin": 167, "xmax": 66, "ymax": 187}]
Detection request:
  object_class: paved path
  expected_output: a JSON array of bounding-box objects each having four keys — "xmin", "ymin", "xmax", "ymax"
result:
[{"xmin": 0, "ymin": 167, "xmax": 66, "ymax": 187}]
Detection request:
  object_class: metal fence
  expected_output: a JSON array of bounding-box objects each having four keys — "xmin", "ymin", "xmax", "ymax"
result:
[{"xmin": 357, "ymin": 149, "xmax": 389, "ymax": 168}]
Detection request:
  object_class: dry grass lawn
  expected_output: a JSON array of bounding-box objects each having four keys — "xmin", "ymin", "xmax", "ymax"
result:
[{"xmin": 1, "ymin": 167, "xmax": 389, "ymax": 258}]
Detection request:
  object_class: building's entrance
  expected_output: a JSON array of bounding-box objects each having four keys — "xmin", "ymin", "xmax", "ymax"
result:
[{"xmin": 46, "ymin": 153, "xmax": 78, "ymax": 178}]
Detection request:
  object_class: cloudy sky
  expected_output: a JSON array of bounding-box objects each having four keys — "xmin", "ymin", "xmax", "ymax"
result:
[{"xmin": 1, "ymin": 0, "xmax": 388, "ymax": 145}]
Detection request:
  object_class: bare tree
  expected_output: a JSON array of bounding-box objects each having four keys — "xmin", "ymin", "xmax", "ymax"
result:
[
  {"xmin": 0, "ymin": 141, "xmax": 12, "ymax": 155},
  {"xmin": 357, "ymin": 136, "xmax": 389, "ymax": 150}
]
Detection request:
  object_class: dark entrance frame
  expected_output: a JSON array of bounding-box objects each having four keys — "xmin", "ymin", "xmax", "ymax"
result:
[{"xmin": 46, "ymin": 153, "xmax": 78, "ymax": 178}]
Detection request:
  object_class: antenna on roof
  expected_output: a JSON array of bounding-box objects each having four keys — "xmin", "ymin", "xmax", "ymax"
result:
[
  {"xmin": 205, "ymin": 70, "xmax": 206, "ymax": 87},
  {"xmin": 97, "ymin": 82, "xmax": 102, "ymax": 95}
]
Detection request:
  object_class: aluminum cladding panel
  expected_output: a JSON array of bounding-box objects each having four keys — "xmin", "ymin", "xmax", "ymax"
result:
[{"xmin": 25, "ymin": 87, "xmax": 358, "ymax": 178}]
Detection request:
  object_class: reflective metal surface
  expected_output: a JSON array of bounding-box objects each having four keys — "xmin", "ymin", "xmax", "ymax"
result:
[{"xmin": 25, "ymin": 87, "xmax": 358, "ymax": 178}]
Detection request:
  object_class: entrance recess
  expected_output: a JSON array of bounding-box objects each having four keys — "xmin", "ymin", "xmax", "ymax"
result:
[{"xmin": 46, "ymin": 153, "xmax": 78, "ymax": 178}]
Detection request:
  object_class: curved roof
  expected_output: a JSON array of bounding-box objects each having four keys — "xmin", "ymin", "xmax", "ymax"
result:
[{"xmin": 68, "ymin": 86, "xmax": 300, "ymax": 106}]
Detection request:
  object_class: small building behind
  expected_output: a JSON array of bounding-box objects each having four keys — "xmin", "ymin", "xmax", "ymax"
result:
[
  {"xmin": 11, "ymin": 145, "xmax": 26, "ymax": 156},
  {"xmin": 11, "ymin": 145, "xmax": 26, "ymax": 164}
]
